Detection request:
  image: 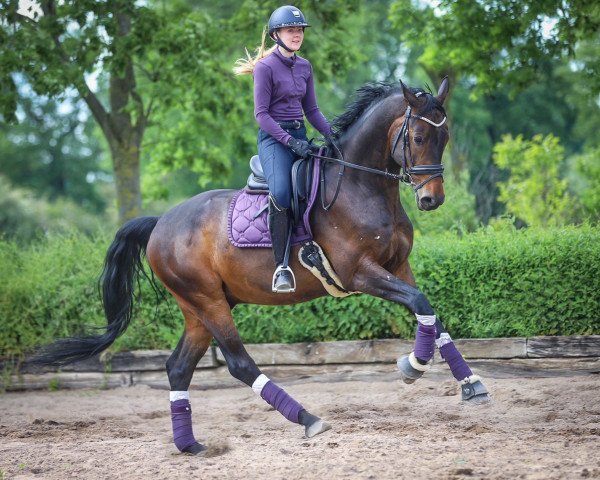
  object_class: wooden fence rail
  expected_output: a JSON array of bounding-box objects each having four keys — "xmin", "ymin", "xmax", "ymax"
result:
[{"xmin": 3, "ymin": 336, "xmax": 599, "ymax": 391}]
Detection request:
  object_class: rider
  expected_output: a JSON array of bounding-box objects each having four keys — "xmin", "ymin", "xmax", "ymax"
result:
[{"xmin": 234, "ymin": 5, "xmax": 333, "ymax": 293}]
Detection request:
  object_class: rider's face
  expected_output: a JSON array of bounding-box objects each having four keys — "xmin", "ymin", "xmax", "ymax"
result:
[{"xmin": 277, "ymin": 27, "xmax": 304, "ymax": 51}]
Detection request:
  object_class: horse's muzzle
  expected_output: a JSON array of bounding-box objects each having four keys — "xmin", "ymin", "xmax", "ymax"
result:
[{"xmin": 417, "ymin": 193, "xmax": 445, "ymax": 211}]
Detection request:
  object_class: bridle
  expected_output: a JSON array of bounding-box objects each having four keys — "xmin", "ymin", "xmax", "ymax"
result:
[
  {"xmin": 390, "ymin": 104, "xmax": 446, "ymax": 191},
  {"xmin": 311, "ymin": 102, "xmax": 447, "ymax": 210}
]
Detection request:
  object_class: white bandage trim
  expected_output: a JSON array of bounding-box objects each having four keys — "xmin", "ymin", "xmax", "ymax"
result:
[
  {"xmin": 460, "ymin": 375, "xmax": 482, "ymax": 385},
  {"xmin": 415, "ymin": 314, "xmax": 436, "ymax": 326},
  {"xmin": 251, "ymin": 374, "xmax": 271, "ymax": 395},
  {"xmin": 408, "ymin": 352, "xmax": 431, "ymax": 372},
  {"xmin": 435, "ymin": 332, "xmax": 452, "ymax": 348},
  {"xmin": 169, "ymin": 391, "xmax": 190, "ymax": 402}
]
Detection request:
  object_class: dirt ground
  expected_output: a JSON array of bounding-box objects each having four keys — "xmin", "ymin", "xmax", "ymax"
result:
[{"xmin": 1, "ymin": 361, "xmax": 599, "ymax": 480}]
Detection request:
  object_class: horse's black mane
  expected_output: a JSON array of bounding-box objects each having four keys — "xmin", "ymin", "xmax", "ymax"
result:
[{"xmin": 332, "ymin": 82, "xmax": 446, "ymax": 137}]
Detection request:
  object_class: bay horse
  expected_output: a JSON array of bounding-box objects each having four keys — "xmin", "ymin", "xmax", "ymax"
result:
[{"xmin": 34, "ymin": 77, "xmax": 489, "ymax": 455}]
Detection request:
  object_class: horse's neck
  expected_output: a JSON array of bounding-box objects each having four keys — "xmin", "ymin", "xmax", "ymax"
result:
[
  {"xmin": 337, "ymin": 96, "xmax": 403, "ymax": 193},
  {"xmin": 317, "ymin": 95, "xmax": 409, "ymax": 227}
]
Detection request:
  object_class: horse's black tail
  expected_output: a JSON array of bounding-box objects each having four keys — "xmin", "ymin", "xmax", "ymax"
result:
[{"xmin": 30, "ymin": 216, "xmax": 160, "ymax": 367}]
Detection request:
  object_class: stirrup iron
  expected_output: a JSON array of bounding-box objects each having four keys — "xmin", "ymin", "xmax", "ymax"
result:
[{"xmin": 272, "ymin": 265, "xmax": 296, "ymax": 293}]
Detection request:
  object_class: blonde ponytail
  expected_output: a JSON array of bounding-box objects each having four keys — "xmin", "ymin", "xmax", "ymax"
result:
[{"xmin": 233, "ymin": 28, "xmax": 277, "ymax": 76}]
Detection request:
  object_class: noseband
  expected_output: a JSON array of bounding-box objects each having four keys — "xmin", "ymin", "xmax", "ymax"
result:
[{"xmin": 390, "ymin": 105, "xmax": 446, "ymax": 192}]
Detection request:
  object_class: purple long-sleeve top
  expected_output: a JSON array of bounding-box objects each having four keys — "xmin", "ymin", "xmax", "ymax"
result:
[{"xmin": 254, "ymin": 48, "xmax": 332, "ymax": 145}]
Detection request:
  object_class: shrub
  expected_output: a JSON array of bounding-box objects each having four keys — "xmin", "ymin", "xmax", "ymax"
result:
[
  {"xmin": 411, "ymin": 223, "xmax": 600, "ymax": 337},
  {"xmin": 0, "ymin": 176, "xmax": 110, "ymax": 242},
  {"xmin": 492, "ymin": 134, "xmax": 571, "ymax": 227},
  {"xmin": 0, "ymin": 231, "xmax": 183, "ymax": 359},
  {"xmin": 0, "ymin": 225, "xmax": 598, "ymax": 361}
]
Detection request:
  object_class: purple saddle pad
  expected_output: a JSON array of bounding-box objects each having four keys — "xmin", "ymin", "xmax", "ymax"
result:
[{"xmin": 227, "ymin": 158, "xmax": 320, "ymax": 248}]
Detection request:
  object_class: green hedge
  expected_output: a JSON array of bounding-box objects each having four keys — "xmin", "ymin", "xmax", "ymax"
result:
[
  {"xmin": 1, "ymin": 225, "xmax": 599, "ymax": 360},
  {"xmin": 0, "ymin": 232, "xmax": 182, "ymax": 359},
  {"xmin": 411, "ymin": 225, "xmax": 600, "ymax": 338}
]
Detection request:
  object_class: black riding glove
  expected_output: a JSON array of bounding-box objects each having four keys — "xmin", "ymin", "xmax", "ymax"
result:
[
  {"xmin": 324, "ymin": 132, "xmax": 339, "ymax": 145},
  {"xmin": 287, "ymin": 137, "xmax": 312, "ymax": 159}
]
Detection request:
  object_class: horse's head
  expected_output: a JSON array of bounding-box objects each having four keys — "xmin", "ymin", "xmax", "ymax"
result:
[{"xmin": 389, "ymin": 78, "xmax": 450, "ymax": 211}]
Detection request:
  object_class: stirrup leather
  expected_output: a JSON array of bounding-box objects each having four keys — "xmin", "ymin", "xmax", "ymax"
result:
[{"xmin": 272, "ymin": 265, "xmax": 296, "ymax": 293}]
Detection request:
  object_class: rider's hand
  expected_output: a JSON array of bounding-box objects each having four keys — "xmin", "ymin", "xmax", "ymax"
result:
[
  {"xmin": 324, "ymin": 132, "xmax": 339, "ymax": 145},
  {"xmin": 287, "ymin": 138, "xmax": 312, "ymax": 159}
]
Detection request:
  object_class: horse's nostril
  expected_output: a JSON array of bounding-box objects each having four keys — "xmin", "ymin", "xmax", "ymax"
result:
[{"xmin": 418, "ymin": 195, "xmax": 441, "ymax": 211}]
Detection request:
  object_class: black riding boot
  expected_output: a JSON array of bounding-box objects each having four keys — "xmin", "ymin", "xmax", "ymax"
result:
[{"xmin": 268, "ymin": 197, "xmax": 296, "ymax": 293}]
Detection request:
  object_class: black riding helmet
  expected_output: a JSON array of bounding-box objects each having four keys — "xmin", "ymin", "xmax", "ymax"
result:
[{"xmin": 268, "ymin": 5, "xmax": 310, "ymax": 52}]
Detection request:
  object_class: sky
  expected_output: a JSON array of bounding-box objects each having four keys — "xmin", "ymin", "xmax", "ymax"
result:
[{"xmin": 17, "ymin": 0, "xmax": 42, "ymax": 20}]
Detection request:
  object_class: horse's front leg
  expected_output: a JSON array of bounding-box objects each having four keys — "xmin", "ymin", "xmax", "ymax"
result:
[
  {"xmin": 432, "ymin": 317, "xmax": 490, "ymax": 402},
  {"xmin": 351, "ymin": 261, "xmax": 490, "ymax": 403}
]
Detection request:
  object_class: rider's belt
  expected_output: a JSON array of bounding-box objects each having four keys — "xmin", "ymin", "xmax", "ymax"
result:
[{"xmin": 278, "ymin": 120, "xmax": 304, "ymax": 130}]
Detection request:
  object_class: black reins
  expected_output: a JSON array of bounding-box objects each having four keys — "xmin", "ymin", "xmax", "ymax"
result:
[{"xmin": 311, "ymin": 103, "xmax": 447, "ymax": 210}]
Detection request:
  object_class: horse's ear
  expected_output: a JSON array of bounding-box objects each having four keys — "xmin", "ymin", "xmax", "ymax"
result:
[
  {"xmin": 400, "ymin": 79, "xmax": 422, "ymax": 108},
  {"xmin": 436, "ymin": 76, "xmax": 450, "ymax": 105}
]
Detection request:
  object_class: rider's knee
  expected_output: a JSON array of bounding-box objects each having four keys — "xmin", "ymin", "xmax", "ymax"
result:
[{"xmin": 271, "ymin": 188, "xmax": 291, "ymax": 209}]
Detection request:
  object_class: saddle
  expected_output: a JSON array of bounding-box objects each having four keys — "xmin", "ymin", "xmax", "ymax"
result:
[
  {"xmin": 227, "ymin": 153, "xmax": 321, "ymax": 248},
  {"xmin": 246, "ymin": 155, "xmax": 315, "ymax": 226},
  {"xmin": 227, "ymin": 149, "xmax": 353, "ymax": 297}
]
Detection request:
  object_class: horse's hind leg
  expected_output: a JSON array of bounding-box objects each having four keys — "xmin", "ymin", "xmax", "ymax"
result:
[
  {"xmin": 203, "ymin": 299, "xmax": 331, "ymax": 438},
  {"xmin": 166, "ymin": 308, "xmax": 213, "ymax": 455}
]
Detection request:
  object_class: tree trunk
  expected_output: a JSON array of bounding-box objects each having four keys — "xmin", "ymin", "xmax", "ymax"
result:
[
  {"xmin": 37, "ymin": 1, "xmax": 146, "ymax": 225},
  {"xmin": 110, "ymin": 143, "xmax": 142, "ymax": 222}
]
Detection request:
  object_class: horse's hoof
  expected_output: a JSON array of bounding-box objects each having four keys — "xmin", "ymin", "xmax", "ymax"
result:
[
  {"xmin": 397, "ymin": 354, "xmax": 429, "ymax": 384},
  {"xmin": 182, "ymin": 442, "xmax": 207, "ymax": 455},
  {"xmin": 464, "ymin": 393, "xmax": 492, "ymax": 405},
  {"xmin": 305, "ymin": 418, "xmax": 332, "ymax": 438},
  {"xmin": 461, "ymin": 380, "xmax": 491, "ymax": 404}
]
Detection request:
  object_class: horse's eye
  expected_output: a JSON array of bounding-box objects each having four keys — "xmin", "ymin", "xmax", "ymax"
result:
[{"xmin": 414, "ymin": 136, "xmax": 423, "ymax": 145}]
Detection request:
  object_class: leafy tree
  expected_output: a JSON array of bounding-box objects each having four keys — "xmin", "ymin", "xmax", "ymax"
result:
[
  {"xmin": 0, "ymin": 0, "xmax": 364, "ymax": 222},
  {"xmin": 0, "ymin": 175, "xmax": 106, "ymax": 241},
  {"xmin": 463, "ymin": 57, "xmax": 580, "ymax": 221},
  {"xmin": 388, "ymin": 1, "xmax": 599, "ymax": 223},
  {"xmin": 493, "ymin": 134, "xmax": 571, "ymax": 226},
  {"xmin": 569, "ymin": 146, "xmax": 600, "ymax": 222},
  {"xmin": 388, "ymin": 0, "xmax": 600, "ymax": 96},
  {"xmin": 1, "ymin": 0, "xmax": 174, "ymax": 222},
  {"xmin": 556, "ymin": 38, "xmax": 600, "ymax": 150},
  {"xmin": 0, "ymin": 89, "xmax": 107, "ymax": 211},
  {"xmin": 142, "ymin": 0, "xmax": 372, "ymax": 201}
]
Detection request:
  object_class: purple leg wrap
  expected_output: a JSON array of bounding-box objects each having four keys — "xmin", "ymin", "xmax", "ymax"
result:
[
  {"xmin": 170, "ymin": 399, "xmax": 197, "ymax": 452},
  {"xmin": 439, "ymin": 342, "xmax": 473, "ymax": 381},
  {"xmin": 413, "ymin": 323, "xmax": 436, "ymax": 361},
  {"xmin": 261, "ymin": 381, "xmax": 304, "ymax": 423}
]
